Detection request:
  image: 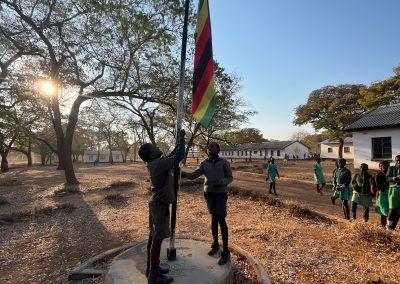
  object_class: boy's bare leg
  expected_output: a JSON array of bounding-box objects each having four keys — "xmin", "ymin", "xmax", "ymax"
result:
[{"xmin": 342, "ymin": 199, "xmax": 350, "ymax": 220}]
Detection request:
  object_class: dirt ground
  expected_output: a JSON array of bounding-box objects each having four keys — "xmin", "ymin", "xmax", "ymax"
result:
[{"xmin": 0, "ymin": 159, "xmax": 399, "ymax": 284}]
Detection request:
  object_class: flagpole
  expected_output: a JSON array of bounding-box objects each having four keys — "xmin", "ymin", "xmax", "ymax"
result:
[{"xmin": 168, "ymin": 0, "xmax": 190, "ymax": 261}]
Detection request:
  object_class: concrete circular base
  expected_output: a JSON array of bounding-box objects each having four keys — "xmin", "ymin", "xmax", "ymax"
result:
[{"xmin": 105, "ymin": 238, "xmax": 233, "ymax": 284}]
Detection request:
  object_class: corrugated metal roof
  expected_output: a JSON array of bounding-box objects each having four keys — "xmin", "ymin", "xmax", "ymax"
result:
[
  {"xmin": 345, "ymin": 104, "xmax": 400, "ymax": 131},
  {"xmin": 222, "ymin": 141, "xmax": 306, "ymax": 151}
]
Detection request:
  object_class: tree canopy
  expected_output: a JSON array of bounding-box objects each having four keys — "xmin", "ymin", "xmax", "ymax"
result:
[
  {"xmin": 225, "ymin": 128, "xmax": 266, "ymax": 145},
  {"xmin": 293, "ymin": 84, "xmax": 367, "ymax": 157},
  {"xmin": 359, "ymin": 66, "xmax": 400, "ymax": 110}
]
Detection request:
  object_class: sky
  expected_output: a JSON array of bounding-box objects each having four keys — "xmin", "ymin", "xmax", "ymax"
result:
[{"xmin": 208, "ymin": 0, "xmax": 400, "ymax": 140}]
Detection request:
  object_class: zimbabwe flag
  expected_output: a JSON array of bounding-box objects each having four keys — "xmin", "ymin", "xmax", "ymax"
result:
[{"xmin": 192, "ymin": 0, "xmax": 215, "ymax": 128}]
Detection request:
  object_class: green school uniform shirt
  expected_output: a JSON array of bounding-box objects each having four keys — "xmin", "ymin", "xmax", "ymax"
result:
[
  {"xmin": 268, "ymin": 163, "xmax": 278, "ymax": 182},
  {"xmin": 351, "ymin": 172, "xmax": 373, "ymax": 207},
  {"xmin": 313, "ymin": 163, "xmax": 326, "ymax": 185},
  {"xmin": 333, "ymin": 167, "xmax": 352, "ymax": 200}
]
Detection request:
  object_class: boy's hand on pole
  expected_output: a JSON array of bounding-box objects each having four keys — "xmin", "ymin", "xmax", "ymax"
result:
[{"xmin": 179, "ymin": 129, "xmax": 186, "ymax": 138}]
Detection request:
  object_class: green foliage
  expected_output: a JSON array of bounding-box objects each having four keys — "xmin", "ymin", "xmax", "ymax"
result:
[
  {"xmin": 294, "ymin": 84, "xmax": 367, "ymax": 142},
  {"xmin": 359, "ymin": 66, "xmax": 400, "ymax": 110},
  {"xmin": 225, "ymin": 128, "xmax": 266, "ymax": 145},
  {"xmin": 301, "ymin": 134, "xmax": 328, "ymax": 153}
]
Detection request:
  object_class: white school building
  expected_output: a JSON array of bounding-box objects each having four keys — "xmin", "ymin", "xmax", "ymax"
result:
[
  {"xmin": 345, "ymin": 104, "xmax": 400, "ymax": 170},
  {"xmin": 83, "ymin": 150, "xmax": 124, "ymax": 163},
  {"xmin": 220, "ymin": 141, "xmax": 310, "ymax": 160},
  {"xmin": 319, "ymin": 137, "xmax": 354, "ymax": 160}
]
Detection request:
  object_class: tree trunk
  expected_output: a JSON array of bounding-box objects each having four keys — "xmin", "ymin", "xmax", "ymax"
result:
[
  {"xmin": 41, "ymin": 152, "xmax": 46, "ymax": 165},
  {"xmin": 109, "ymin": 149, "xmax": 113, "ymax": 164},
  {"xmin": 61, "ymin": 147, "xmax": 78, "ymax": 184},
  {"xmin": 338, "ymin": 139, "xmax": 344, "ymax": 159},
  {"xmin": 27, "ymin": 152, "xmax": 32, "ymax": 166},
  {"xmin": 27, "ymin": 142, "xmax": 32, "ymax": 166},
  {"xmin": 61, "ymin": 96, "xmax": 88, "ymax": 184},
  {"xmin": 1, "ymin": 152, "xmax": 9, "ymax": 172}
]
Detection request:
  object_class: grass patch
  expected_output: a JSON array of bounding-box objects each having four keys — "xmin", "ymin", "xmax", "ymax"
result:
[
  {"xmin": 110, "ymin": 180, "xmax": 135, "ymax": 188},
  {"xmin": 54, "ymin": 184, "xmax": 81, "ymax": 196},
  {"xmin": 229, "ymin": 186, "xmax": 282, "ymax": 206},
  {"xmin": 103, "ymin": 193, "xmax": 129, "ymax": 207},
  {"xmin": 100, "ymin": 180, "xmax": 135, "ymax": 191},
  {"xmin": 229, "ymin": 186, "xmax": 330, "ymax": 223},
  {"xmin": 0, "ymin": 197, "xmax": 9, "ymax": 206},
  {"xmin": 0, "ymin": 203, "xmax": 76, "ymax": 223},
  {"xmin": 352, "ymin": 223, "xmax": 400, "ymax": 252}
]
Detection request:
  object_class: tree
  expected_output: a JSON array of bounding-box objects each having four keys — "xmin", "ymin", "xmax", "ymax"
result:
[
  {"xmin": 290, "ymin": 130, "xmax": 311, "ymax": 142},
  {"xmin": 225, "ymin": 128, "xmax": 266, "ymax": 145},
  {"xmin": 293, "ymin": 84, "xmax": 367, "ymax": 158},
  {"xmin": 300, "ymin": 133, "xmax": 328, "ymax": 155},
  {"xmin": 359, "ymin": 66, "xmax": 400, "ymax": 110},
  {"xmin": 0, "ymin": 0, "xmax": 184, "ymax": 184}
]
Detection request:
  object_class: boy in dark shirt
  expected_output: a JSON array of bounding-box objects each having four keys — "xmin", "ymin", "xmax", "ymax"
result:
[
  {"xmin": 138, "ymin": 130, "xmax": 185, "ymax": 284},
  {"xmin": 181, "ymin": 142, "xmax": 233, "ymax": 265}
]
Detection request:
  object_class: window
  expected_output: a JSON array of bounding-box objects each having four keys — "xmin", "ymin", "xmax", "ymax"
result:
[
  {"xmin": 277, "ymin": 150, "xmax": 281, "ymax": 156},
  {"xmin": 241, "ymin": 151, "xmax": 243, "ymax": 156},
  {"xmin": 245, "ymin": 151, "xmax": 248, "ymax": 156},
  {"xmin": 237, "ymin": 151, "xmax": 240, "ymax": 156},
  {"xmin": 260, "ymin": 150, "xmax": 263, "ymax": 156},
  {"xmin": 88, "ymin": 155, "xmax": 93, "ymax": 161},
  {"xmin": 343, "ymin": 147, "xmax": 350, "ymax": 153},
  {"xmin": 270, "ymin": 150, "xmax": 274, "ymax": 156},
  {"xmin": 372, "ymin": 137, "xmax": 392, "ymax": 159},
  {"xmin": 100, "ymin": 155, "xmax": 106, "ymax": 160},
  {"xmin": 254, "ymin": 151, "xmax": 258, "ymax": 154},
  {"xmin": 328, "ymin": 148, "xmax": 333, "ymax": 153}
]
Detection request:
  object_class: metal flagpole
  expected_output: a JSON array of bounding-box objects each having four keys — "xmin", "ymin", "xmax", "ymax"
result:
[{"xmin": 167, "ymin": 0, "xmax": 190, "ymax": 261}]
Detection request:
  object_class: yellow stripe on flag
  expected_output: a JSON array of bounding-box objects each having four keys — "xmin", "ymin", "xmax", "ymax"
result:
[
  {"xmin": 196, "ymin": 0, "xmax": 209, "ymax": 42},
  {"xmin": 193, "ymin": 78, "xmax": 215, "ymax": 121}
]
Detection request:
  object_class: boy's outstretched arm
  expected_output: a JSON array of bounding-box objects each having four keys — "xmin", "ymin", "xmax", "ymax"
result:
[{"xmin": 181, "ymin": 163, "xmax": 204, "ymax": 180}]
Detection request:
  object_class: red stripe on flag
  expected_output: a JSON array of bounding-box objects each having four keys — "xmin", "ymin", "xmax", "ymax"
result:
[
  {"xmin": 192, "ymin": 59, "xmax": 214, "ymax": 112},
  {"xmin": 194, "ymin": 17, "xmax": 211, "ymax": 68}
]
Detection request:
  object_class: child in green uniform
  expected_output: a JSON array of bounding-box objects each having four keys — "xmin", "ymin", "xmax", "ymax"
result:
[
  {"xmin": 375, "ymin": 161, "xmax": 390, "ymax": 227},
  {"xmin": 331, "ymin": 160, "xmax": 340, "ymax": 204},
  {"xmin": 333, "ymin": 158, "xmax": 352, "ymax": 220},
  {"xmin": 351, "ymin": 163, "xmax": 373, "ymax": 222},
  {"xmin": 386, "ymin": 155, "xmax": 400, "ymax": 230},
  {"xmin": 266, "ymin": 157, "xmax": 280, "ymax": 195},
  {"xmin": 313, "ymin": 157, "xmax": 326, "ymax": 195}
]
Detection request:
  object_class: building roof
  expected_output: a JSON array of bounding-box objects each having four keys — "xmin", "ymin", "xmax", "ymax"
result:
[
  {"xmin": 222, "ymin": 141, "xmax": 309, "ymax": 151},
  {"xmin": 345, "ymin": 104, "xmax": 400, "ymax": 131},
  {"xmin": 319, "ymin": 137, "xmax": 353, "ymax": 145}
]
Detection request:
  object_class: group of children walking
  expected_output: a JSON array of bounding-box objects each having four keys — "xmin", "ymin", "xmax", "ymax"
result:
[
  {"xmin": 140, "ymin": 133, "xmax": 400, "ymax": 284},
  {"xmin": 314, "ymin": 155, "xmax": 400, "ymax": 229}
]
